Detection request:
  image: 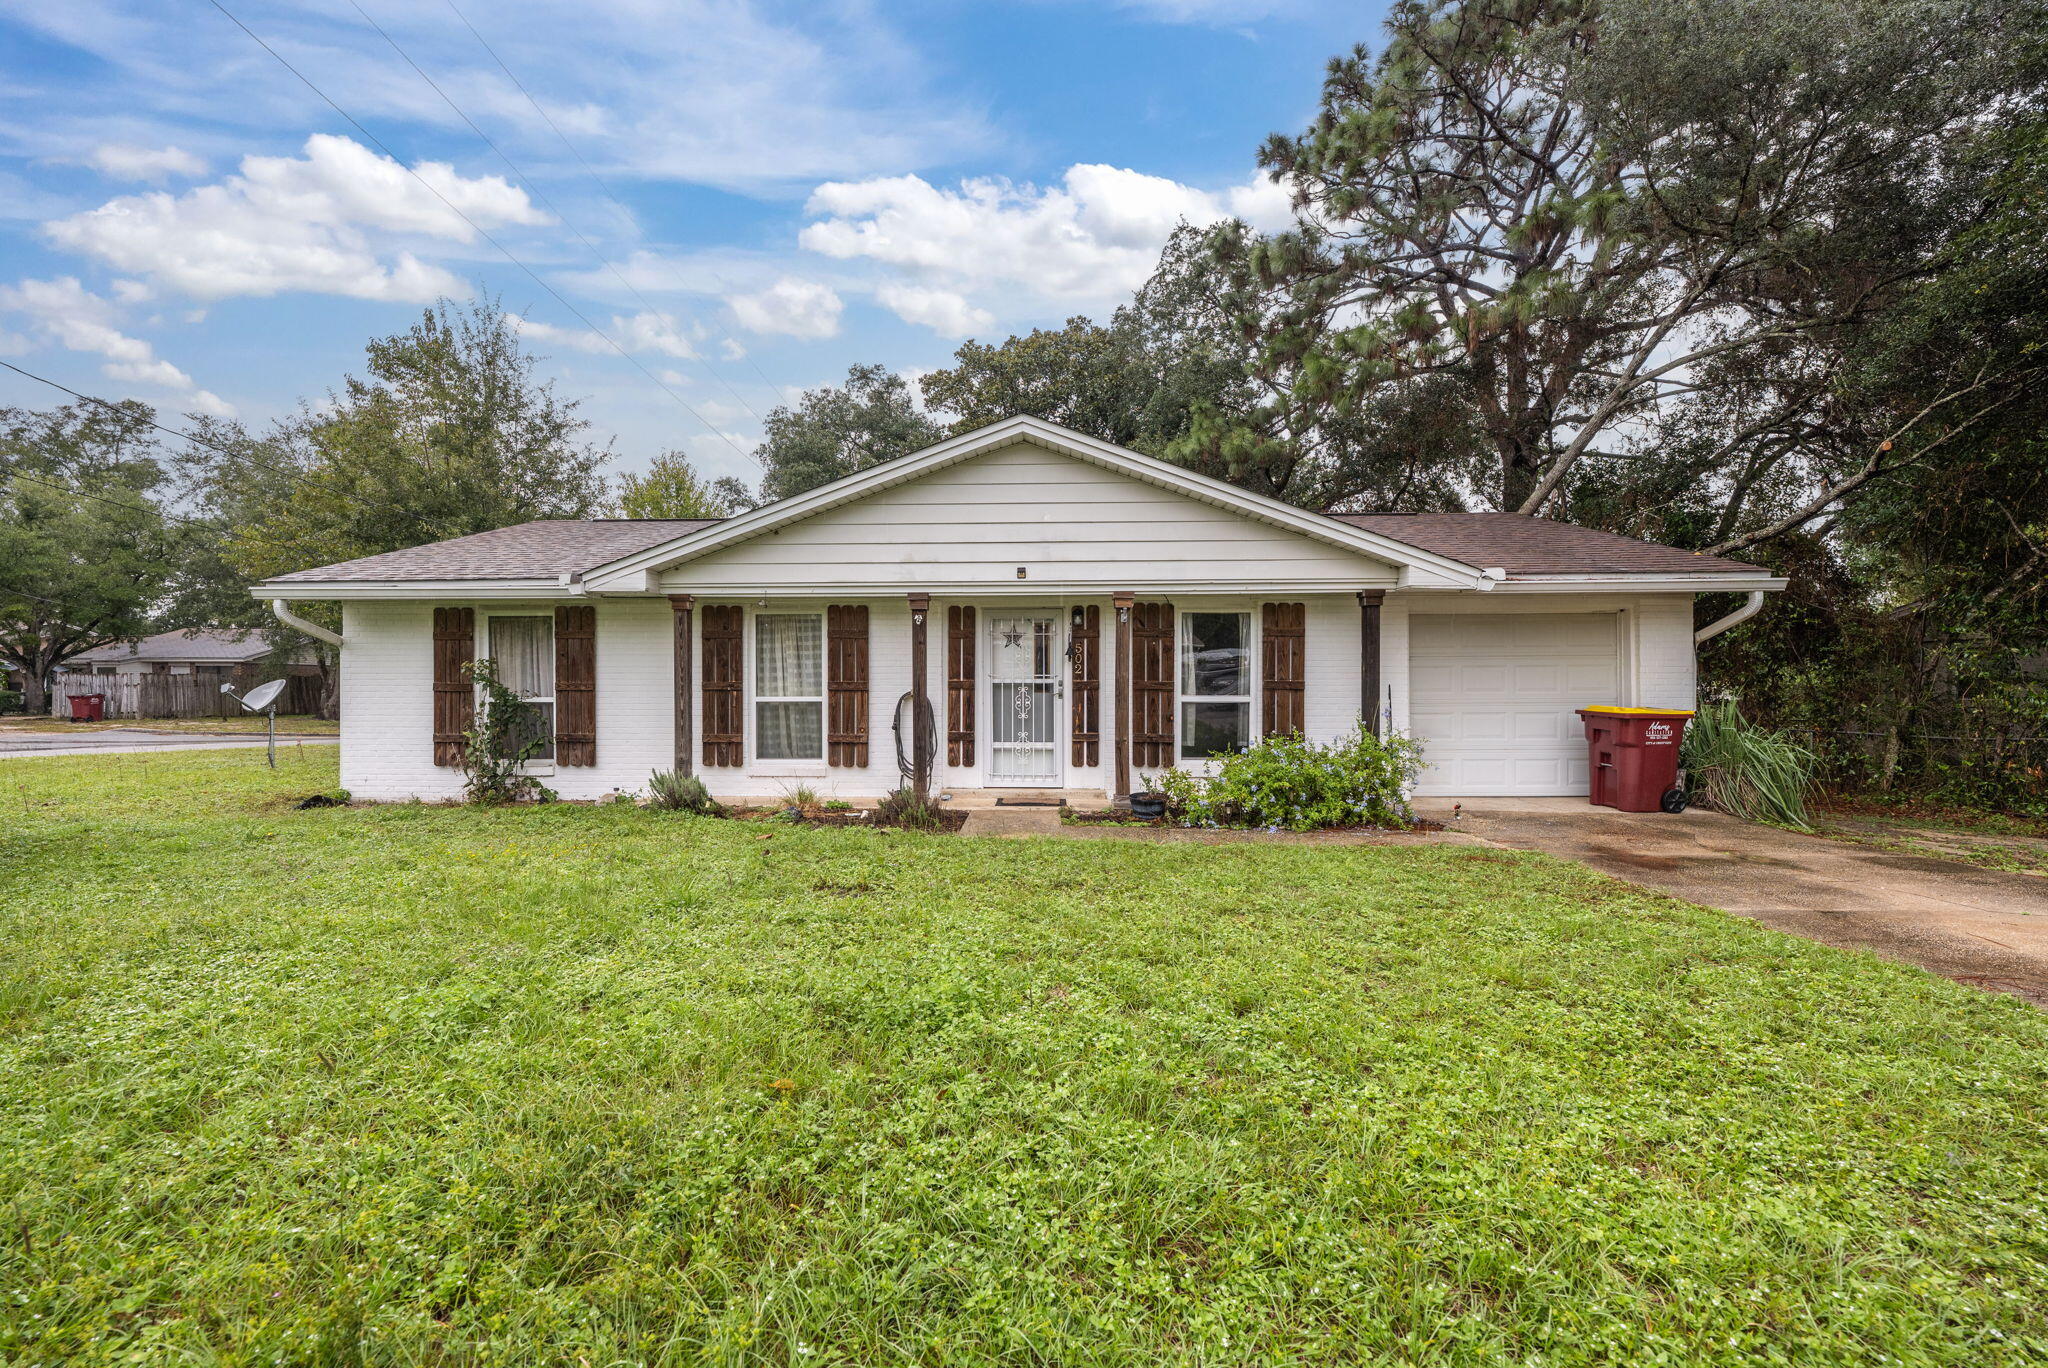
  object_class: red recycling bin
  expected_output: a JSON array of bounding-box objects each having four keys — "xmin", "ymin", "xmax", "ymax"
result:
[
  {"xmin": 1576, "ymin": 706, "xmax": 1693, "ymax": 813},
  {"xmin": 68, "ymin": 692, "xmax": 106, "ymax": 722}
]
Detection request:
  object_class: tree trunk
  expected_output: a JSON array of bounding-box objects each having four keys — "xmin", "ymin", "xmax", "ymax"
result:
[
  {"xmin": 317, "ymin": 648, "xmax": 341, "ymax": 721},
  {"xmin": 1499, "ymin": 442, "xmax": 1544, "ymax": 512},
  {"xmin": 20, "ymin": 669, "xmax": 49, "ymax": 716}
]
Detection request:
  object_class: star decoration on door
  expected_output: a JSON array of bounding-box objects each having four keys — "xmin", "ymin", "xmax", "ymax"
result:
[{"xmin": 1001, "ymin": 628, "xmax": 1024, "ymax": 649}]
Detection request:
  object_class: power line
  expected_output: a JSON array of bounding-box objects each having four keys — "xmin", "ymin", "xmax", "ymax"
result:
[
  {"xmin": 203, "ymin": 0, "xmax": 750, "ymax": 463},
  {"xmin": 1, "ymin": 360, "xmax": 304, "ymax": 488},
  {"xmin": 342, "ymin": 0, "xmax": 767, "ymax": 432},
  {"xmin": 1, "ymin": 359, "xmax": 342, "ymax": 560},
  {"xmin": 441, "ymin": 0, "xmax": 794, "ymax": 414}
]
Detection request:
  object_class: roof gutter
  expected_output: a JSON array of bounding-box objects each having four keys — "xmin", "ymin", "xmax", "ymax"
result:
[
  {"xmin": 271, "ymin": 599, "xmax": 343, "ymax": 648},
  {"xmin": 1694, "ymin": 590, "xmax": 1766, "ymax": 646}
]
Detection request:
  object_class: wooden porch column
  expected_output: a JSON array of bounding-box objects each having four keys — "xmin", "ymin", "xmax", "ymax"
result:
[
  {"xmin": 1357, "ymin": 590, "xmax": 1385, "ymax": 736},
  {"xmin": 668, "ymin": 594, "xmax": 695, "ymax": 775},
  {"xmin": 908, "ymin": 593, "xmax": 932, "ymax": 795},
  {"xmin": 1112, "ymin": 591, "xmax": 1134, "ymax": 799}
]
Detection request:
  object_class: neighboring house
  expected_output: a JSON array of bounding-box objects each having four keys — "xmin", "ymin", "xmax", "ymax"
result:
[
  {"xmin": 253, "ymin": 417, "xmax": 1785, "ymax": 803},
  {"xmin": 64, "ymin": 628, "xmax": 316, "ymax": 678}
]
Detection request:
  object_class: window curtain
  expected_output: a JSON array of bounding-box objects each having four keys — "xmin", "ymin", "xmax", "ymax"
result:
[
  {"xmin": 488, "ymin": 615, "xmax": 554, "ymax": 760},
  {"xmin": 490, "ymin": 616, "xmax": 553, "ymax": 698},
  {"xmin": 756, "ymin": 614, "xmax": 824, "ymax": 759}
]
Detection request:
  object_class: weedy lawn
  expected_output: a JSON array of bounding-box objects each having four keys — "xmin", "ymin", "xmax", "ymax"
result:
[{"xmin": 2, "ymin": 750, "xmax": 2044, "ymax": 1366}]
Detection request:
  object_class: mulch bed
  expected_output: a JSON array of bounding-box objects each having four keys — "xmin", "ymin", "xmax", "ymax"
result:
[
  {"xmin": 725, "ymin": 805, "xmax": 969, "ymax": 834},
  {"xmin": 1062, "ymin": 809, "xmax": 1443, "ymax": 834}
]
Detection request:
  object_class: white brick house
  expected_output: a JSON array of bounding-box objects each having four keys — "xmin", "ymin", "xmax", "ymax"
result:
[{"xmin": 254, "ymin": 417, "xmax": 1785, "ymax": 803}]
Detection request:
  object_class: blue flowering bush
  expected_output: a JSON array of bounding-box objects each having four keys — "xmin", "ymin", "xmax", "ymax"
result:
[{"xmin": 1151, "ymin": 726, "xmax": 1425, "ymax": 830}]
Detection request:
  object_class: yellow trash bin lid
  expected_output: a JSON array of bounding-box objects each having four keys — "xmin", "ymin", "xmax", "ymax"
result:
[{"xmin": 1576, "ymin": 706, "xmax": 1696, "ymax": 717}]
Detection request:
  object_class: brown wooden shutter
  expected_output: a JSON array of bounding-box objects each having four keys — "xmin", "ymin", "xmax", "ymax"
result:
[
  {"xmin": 432, "ymin": 606, "xmax": 474, "ymax": 767},
  {"xmin": 1261, "ymin": 602, "xmax": 1305, "ymax": 738},
  {"xmin": 554, "ymin": 604, "xmax": 596, "ymax": 766},
  {"xmin": 826, "ymin": 605, "xmax": 869, "ymax": 767},
  {"xmin": 1131, "ymin": 601, "xmax": 1175, "ymax": 770},
  {"xmin": 701, "ymin": 604, "xmax": 744, "ymax": 767},
  {"xmin": 1070, "ymin": 604, "xmax": 1100, "ymax": 766},
  {"xmin": 946, "ymin": 605, "xmax": 976, "ymax": 766}
]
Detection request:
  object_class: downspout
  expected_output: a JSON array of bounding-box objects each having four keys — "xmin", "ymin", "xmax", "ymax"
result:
[
  {"xmin": 271, "ymin": 599, "xmax": 344, "ymax": 648},
  {"xmin": 1694, "ymin": 590, "xmax": 1765, "ymax": 645}
]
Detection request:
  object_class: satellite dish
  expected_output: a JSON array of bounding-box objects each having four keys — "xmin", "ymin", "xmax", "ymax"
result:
[{"xmin": 239, "ymin": 678, "xmax": 287, "ymax": 712}]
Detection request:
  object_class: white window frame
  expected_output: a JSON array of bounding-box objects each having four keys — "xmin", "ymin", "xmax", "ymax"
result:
[
  {"xmin": 750, "ymin": 608, "xmax": 828, "ymax": 770},
  {"xmin": 1176, "ymin": 606, "xmax": 1257, "ymax": 764},
  {"xmin": 480, "ymin": 609, "xmax": 556, "ymax": 773}
]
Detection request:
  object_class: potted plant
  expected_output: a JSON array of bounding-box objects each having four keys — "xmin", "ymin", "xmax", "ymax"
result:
[{"xmin": 1128, "ymin": 787, "xmax": 1168, "ymax": 821}]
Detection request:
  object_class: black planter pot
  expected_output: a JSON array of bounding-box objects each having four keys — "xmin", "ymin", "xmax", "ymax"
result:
[{"xmin": 1128, "ymin": 792, "xmax": 1167, "ymax": 821}]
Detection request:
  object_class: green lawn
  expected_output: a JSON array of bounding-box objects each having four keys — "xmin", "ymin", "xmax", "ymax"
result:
[
  {"xmin": 0, "ymin": 713, "xmax": 339, "ymax": 735},
  {"xmin": 3, "ymin": 752, "xmax": 2045, "ymax": 1366}
]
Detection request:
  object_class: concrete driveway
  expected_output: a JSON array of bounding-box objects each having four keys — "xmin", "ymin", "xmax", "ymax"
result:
[
  {"xmin": 0, "ymin": 728, "xmax": 338, "ymax": 759},
  {"xmin": 1414, "ymin": 798, "xmax": 2048, "ymax": 1008}
]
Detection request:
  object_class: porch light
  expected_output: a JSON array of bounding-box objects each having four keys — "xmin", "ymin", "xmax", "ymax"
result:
[{"xmin": 1016, "ymin": 566, "xmax": 1027, "ymax": 579}]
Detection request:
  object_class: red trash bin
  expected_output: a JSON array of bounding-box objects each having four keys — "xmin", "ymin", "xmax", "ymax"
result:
[
  {"xmin": 68, "ymin": 692, "xmax": 106, "ymax": 722},
  {"xmin": 1575, "ymin": 706, "xmax": 1694, "ymax": 812}
]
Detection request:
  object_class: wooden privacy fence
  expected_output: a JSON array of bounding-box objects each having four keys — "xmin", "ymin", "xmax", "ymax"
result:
[{"xmin": 48, "ymin": 669, "xmax": 322, "ymax": 720}]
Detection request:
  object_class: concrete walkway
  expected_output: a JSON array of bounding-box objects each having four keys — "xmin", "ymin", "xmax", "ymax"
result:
[
  {"xmin": 0, "ymin": 728, "xmax": 338, "ymax": 759},
  {"xmin": 1415, "ymin": 798, "xmax": 2048, "ymax": 1008}
]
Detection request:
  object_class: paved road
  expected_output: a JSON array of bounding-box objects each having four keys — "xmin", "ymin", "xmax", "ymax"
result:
[
  {"xmin": 0, "ymin": 728, "xmax": 338, "ymax": 758},
  {"xmin": 1416, "ymin": 797, "xmax": 2048, "ymax": 1009}
]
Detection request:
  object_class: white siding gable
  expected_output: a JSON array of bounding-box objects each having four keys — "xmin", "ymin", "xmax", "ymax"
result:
[{"xmin": 657, "ymin": 442, "xmax": 1402, "ymax": 593}]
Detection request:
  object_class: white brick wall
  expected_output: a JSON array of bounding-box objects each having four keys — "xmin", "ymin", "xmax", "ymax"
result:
[{"xmin": 337, "ymin": 589, "xmax": 1701, "ymax": 802}]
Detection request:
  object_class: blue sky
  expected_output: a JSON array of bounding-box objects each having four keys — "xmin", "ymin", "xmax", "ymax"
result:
[{"xmin": 0, "ymin": 0, "xmax": 1385, "ymax": 488}]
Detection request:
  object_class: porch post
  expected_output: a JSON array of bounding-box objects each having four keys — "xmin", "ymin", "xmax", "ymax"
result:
[
  {"xmin": 908, "ymin": 593, "xmax": 932, "ymax": 795},
  {"xmin": 1112, "ymin": 591, "xmax": 1134, "ymax": 799},
  {"xmin": 668, "ymin": 594, "xmax": 694, "ymax": 775},
  {"xmin": 1357, "ymin": 589, "xmax": 1385, "ymax": 736}
]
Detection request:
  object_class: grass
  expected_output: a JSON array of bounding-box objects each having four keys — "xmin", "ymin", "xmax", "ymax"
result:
[
  {"xmin": 2, "ymin": 751, "xmax": 2045, "ymax": 1366},
  {"xmin": 0, "ymin": 713, "xmax": 339, "ymax": 735}
]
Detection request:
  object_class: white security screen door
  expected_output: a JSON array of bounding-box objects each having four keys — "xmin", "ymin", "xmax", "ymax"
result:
[{"xmin": 987, "ymin": 614, "xmax": 1061, "ymax": 786}]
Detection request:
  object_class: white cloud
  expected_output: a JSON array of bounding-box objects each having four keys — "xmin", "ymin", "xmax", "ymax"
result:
[
  {"xmin": 0, "ymin": 275, "xmax": 233, "ymax": 414},
  {"xmin": 43, "ymin": 134, "xmax": 548, "ymax": 302},
  {"xmin": 799, "ymin": 163, "xmax": 1295, "ymax": 313},
  {"xmin": 3, "ymin": 3, "xmax": 992, "ymax": 196},
  {"xmin": 727, "ymin": 277, "xmax": 843, "ymax": 339},
  {"xmin": 505, "ymin": 310, "xmax": 698, "ymax": 360},
  {"xmin": 874, "ymin": 283, "xmax": 994, "ymax": 339},
  {"xmin": 86, "ymin": 143, "xmax": 206, "ymax": 182}
]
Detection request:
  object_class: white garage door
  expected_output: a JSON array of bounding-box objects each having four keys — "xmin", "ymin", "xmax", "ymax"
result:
[{"xmin": 1409, "ymin": 613, "xmax": 1621, "ymax": 796}]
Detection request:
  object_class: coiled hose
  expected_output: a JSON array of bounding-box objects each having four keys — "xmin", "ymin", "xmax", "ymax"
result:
[{"xmin": 893, "ymin": 690, "xmax": 936, "ymax": 792}]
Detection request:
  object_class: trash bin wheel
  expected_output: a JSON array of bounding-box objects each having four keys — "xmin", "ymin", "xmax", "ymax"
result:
[{"xmin": 1659, "ymin": 787, "xmax": 1689, "ymax": 815}]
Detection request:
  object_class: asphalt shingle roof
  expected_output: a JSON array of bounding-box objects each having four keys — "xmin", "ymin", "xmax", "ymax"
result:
[
  {"xmin": 74, "ymin": 628, "xmax": 276, "ymax": 664},
  {"xmin": 262, "ymin": 512, "xmax": 1767, "ymax": 585},
  {"xmin": 1327, "ymin": 513, "xmax": 1767, "ymax": 577},
  {"xmin": 264, "ymin": 519, "xmax": 719, "ymax": 584}
]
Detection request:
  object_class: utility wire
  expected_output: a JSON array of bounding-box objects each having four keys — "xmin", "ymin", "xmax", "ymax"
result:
[
  {"xmin": 1, "ymin": 358, "xmax": 334, "ymax": 559},
  {"xmin": 1, "ymin": 360, "xmax": 305, "ymax": 488},
  {"xmin": 441, "ymin": 0, "xmax": 794, "ymax": 412},
  {"xmin": 343, "ymin": 0, "xmax": 767, "ymax": 430},
  {"xmin": 204, "ymin": 0, "xmax": 750, "ymax": 462}
]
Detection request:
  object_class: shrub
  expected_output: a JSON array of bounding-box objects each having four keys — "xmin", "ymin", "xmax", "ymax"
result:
[
  {"xmin": 647, "ymin": 769, "xmax": 720, "ymax": 815},
  {"xmin": 0, "ymin": 689, "xmax": 22, "ymax": 715},
  {"xmin": 1151, "ymin": 726, "xmax": 1424, "ymax": 831},
  {"xmin": 1681, "ymin": 698, "xmax": 1817, "ymax": 829},
  {"xmin": 459, "ymin": 659, "xmax": 556, "ymax": 806},
  {"xmin": 874, "ymin": 785, "xmax": 946, "ymax": 832}
]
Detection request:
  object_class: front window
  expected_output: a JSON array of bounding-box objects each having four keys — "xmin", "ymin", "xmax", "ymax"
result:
[
  {"xmin": 755, "ymin": 612, "xmax": 824, "ymax": 760},
  {"xmin": 488, "ymin": 614, "xmax": 555, "ymax": 761},
  {"xmin": 1180, "ymin": 611, "xmax": 1251, "ymax": 758}
]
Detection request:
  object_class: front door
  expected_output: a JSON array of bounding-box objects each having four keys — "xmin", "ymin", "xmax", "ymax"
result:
[{"xmin": 986, "ymin": 613, "xmax": 1062, "ymax": 787}]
